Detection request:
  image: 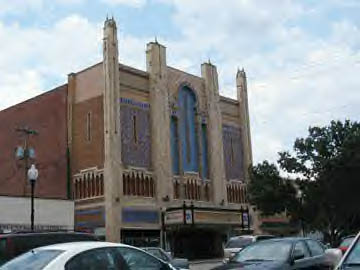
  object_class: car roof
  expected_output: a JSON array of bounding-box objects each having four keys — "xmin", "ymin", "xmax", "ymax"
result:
[
  {"xmin": 229, "ymin": 235, "xmax": 274, "ymax": 240},
  {"xmin": 229, "ymin": 235, "xmax": 254, "ymax": 240},
  {"xmin": 341, "ymin": 235, "xmax": 356, "ymax": 240},
  {"xmin": 259, "ymin": 237, "xmax": 313, "ymax": 243},
  {"xmin": 35, "ymin": 241, "xmax": 130, "ymax": 252},
  {"xmin": 0, "ymin": 231, "xmax": 96, "ymax": 238}
]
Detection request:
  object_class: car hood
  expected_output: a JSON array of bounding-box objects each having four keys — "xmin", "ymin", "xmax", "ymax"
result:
[
  {"xmin": 213, "ymin": 260, "xmax": 287, "ymax": 270},
  {"xmin": 224, "ymin": 248, "xmax": 243, "ymax": 258},
  {"xmin": 171, "ymin": 258, "xmax": 189, "ymax": 269},
  {"xmin": 224, "ymin": 248, "xmax": 243, "ymax": 253}
]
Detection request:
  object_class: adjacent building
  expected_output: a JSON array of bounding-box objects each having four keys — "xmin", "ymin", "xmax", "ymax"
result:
[
  {"xmin": 0, "ymin": 17, "xmax": 254, "ymax": 258},
  {"xmin": 0, "ymin": 86, "xmax": 74, "ymax": 232}
]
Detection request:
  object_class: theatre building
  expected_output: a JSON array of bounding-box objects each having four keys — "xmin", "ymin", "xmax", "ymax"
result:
[
  {"xmin": 0, "ymin": 17, "xmax": 255, "ymax": 258},
  {"xmin": 69, "ymin": 18, "xmax": 255, "ymax": 259}
]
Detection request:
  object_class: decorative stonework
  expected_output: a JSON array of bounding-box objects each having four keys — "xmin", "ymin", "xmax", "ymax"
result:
[
  {"xmin": 227, "ymin": 181, "xmax": 247, "ymax": 204},
  {"xmin": 122, "ymin": 168, "xmax": 155, "ymax": 197},
  {"xmin": 223, "ymin": 125, "xmax": 245, "ymax": 181},
  {"xmin": 173, "ymin": 175, "xmax": 210, "ymax": 201},
  {"xmin": 166, "ymin": 67, "xmax": 207, "ymax": 114},
  {"xmin": 120, "ymin": 99, "xmax": 151, "ymax": 169},
  {"xmin": 73, "ymin": 167, "xmax": 104, "ymax": 200}
]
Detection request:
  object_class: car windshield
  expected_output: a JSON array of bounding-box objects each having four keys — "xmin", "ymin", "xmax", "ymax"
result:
[
  {"xmin": 225, "ymin": 237, "xmax": 253, "ymax": 248},
  {"xmin": 1, "ymin": 249, "xmax": 64, "ymax": 270},
  {"xmin": 342, "ymin": 237, "xmax": 360, "ymax": 266},
  {"xmin": 145, "ymin": 249, "xmax": 169, "ymax": 262},
  {"xmin": 232, "ymin": 241, "xmax": 292, "ymax": 262}
]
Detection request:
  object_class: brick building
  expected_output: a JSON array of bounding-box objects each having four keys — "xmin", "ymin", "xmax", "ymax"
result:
[
  {"xmin": 0, "ymin": 86, "xmax": 74, "ymax": 232},
  {"xmin": 0, "ymin": 17, "xmax": 255, "ymax": 258}
]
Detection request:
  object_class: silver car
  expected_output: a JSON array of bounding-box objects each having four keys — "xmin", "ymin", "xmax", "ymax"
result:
[
  {"xmin": 224, "ymin": 235, "xmax": 275, "ymax": 259},
  {"xmin": 142, "ymin": 247, "xmax": 189, "ymax": 270}
]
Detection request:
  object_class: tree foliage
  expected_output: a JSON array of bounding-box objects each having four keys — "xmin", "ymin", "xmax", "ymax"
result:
[
  {"xmin": 248, "ymin": 161, "xmax": 298, "ymax": 216},
  {"xmin": 249, "ymin": 120, "xmax": 360, "ymax": 245}
]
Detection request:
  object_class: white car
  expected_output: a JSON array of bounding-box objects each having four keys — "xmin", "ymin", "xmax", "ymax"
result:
[
  {"xmin": 223, "ymin": 235, "xmax": 275, "ymax": 259},
  {"xmin": 0, "ymin": 241, "xmax": 177, "ymax": 270}
]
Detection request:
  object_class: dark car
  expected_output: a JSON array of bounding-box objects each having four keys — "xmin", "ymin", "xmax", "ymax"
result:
[
  {"xmin": 336, "ymin": 232, "xmax": 360, "ymax": 269},
  {"xmin": 213, "ymin": 237, "xmax": 333, "ymax": 270},
  {"xmin": 143, "ymin": 247, "xmax": 190, "ymax": 269},
  {"xmin": 0, "ymin": 231, "xmax": 99, "ymax": 265},
  {"xmin": 338, "ymin": 235, "xmax": 356, "ymax": 254}
]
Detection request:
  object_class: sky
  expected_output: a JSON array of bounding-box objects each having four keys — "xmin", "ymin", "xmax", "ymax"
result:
[{"xmin": 0, "ymin": 0, "xmax": 359, "ymax": 164}]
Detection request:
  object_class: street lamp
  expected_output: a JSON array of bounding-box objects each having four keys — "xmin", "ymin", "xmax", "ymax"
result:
[
  {"xmin": 297, "ymin": 189, "xmax": 305, "ymax": 237},
  {"xmin": 27, "ymin": 164, "xmax": 39, "ymax": 231}
]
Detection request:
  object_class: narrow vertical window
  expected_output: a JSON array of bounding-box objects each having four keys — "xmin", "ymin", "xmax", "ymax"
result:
[
  {"xmin": 133, "ymin": 115, "xmax": 138, "ymax": 144},
  {"xmin": 86, "ymin": 112, "xmax": 91, "ymax": 142},
  {"xmin": 230, "ymin": 137, "xmax": 235, "ymax": 166},
  {"xmin": 201, "ymin": 123, "xmax": 209, "ymax": 179},
  {"xmin": 184, "ymin": 96, "xmax": 191, "ymax": 163},
  {"xmin": 170, "ymin": 116, "xmax": 180, "ymax": 175},
  {"xmin": 179, "ymin": 86, "xmax": 198, "ymax": 172}
]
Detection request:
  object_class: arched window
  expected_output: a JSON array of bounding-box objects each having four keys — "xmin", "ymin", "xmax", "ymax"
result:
[{"xmin": 178, "ymin": 86, "xmax": 198, "ymax": 172}]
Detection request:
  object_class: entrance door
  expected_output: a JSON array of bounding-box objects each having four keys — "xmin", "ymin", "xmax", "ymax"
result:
[
  {"xmin": 121, "ymin": 229, "xmax": 160, "ymax": 248},
  {"xmin": 172, "ymin": 228, "xmax": 223, "ymax": 259}
]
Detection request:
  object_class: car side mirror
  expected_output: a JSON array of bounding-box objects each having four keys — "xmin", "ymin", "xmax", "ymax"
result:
[{"xmin": 324, "ymin": 248, "xmax": 342, "ymax": 268}]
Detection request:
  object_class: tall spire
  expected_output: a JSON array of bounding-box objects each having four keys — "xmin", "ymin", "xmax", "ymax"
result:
[
  {"xmin": 103, "ymin": 16, "xmax": 122, "ymax": 243},
  {"xmin": 235, "ymin": 67, "xmax": 252, "ymax": 180}
]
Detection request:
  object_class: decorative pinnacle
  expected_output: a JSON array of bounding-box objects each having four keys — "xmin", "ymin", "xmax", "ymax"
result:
[
  {"xmin": 237, "ymin": 67, "xmax": 246, "ymax": 78},
  {"xmin": 104, "ymin": 15, "xmax": 116, "ymax": 28},
  {"xmin": 155, "ymin": 36, "xmax": 158, "ymax": 43}
]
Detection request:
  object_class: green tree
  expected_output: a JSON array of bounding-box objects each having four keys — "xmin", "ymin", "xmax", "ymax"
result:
[
  {"xmin": 278, "ymin": 120, "xmax": 360, "ymax": 245},
  {"xmin": 247, "ymin": 161, "xmax": 299, "ymax": 217}
]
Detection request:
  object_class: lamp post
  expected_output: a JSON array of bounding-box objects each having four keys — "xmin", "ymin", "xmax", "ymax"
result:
[
  {"xmin": 27, "ymin": 164, "xmax": 39, "ymax": 231},
  {"xmin": 298, "ymin": 190, "xmax": 305, "ymax": 237}
]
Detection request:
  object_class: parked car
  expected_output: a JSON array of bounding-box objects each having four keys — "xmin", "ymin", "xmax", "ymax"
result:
[
  {"xmin": 224, "ymin": 235, "xmax": 275, "ymax": 259},
  {"xmin": 142, "ymin": 247, "xmax": 189, "ymax": 270},
  {"xmin": 338, "ymin": 235, "xmax": 356, "ymax": 254},
  {"xmin": 335, "ymin": 231, "xmax": 360, "ymax": 269},
  {"xmin": 214, "ymin": 237, "xmax": 339, "ymax": 270},
  {"xmin": 0, "ymin": 231, "xmax": 99, "ymax": 265},
  {"xmin": 0, "ymin": 241, "xmax": 177, "ymax": 270}
]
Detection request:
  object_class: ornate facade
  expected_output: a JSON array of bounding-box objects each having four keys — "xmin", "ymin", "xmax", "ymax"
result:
[{"xmin": 66, "ymin": 18, "xmax": 254, "ymax": 258}]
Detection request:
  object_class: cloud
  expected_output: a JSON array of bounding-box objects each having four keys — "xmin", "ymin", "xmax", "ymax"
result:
[
  {"xmin": 158, "ymin": 0, "xmax": 360, "ymax": 164},
  {"xmin": 0, "ymin": 70, "xmax": 44, "ymax": 110},
  {"xmin": 101, "ymin": 0, "xmax": 147, "ymax": 8},
  {"xmin": 0, "ymin": 15, "xmax": 102, "ymax": 110},
  {"xmin": 0, "ymin": 0, "xmax": 43, "ymax": 16},
  {"xmin": 0, "ymin": 0, "xmax": 359, "ymax": 166}
]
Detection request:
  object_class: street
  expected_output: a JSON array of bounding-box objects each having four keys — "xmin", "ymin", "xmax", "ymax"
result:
[{"xmin": 190, "ymin": 259, "xmax": 223, "ymax": 270}]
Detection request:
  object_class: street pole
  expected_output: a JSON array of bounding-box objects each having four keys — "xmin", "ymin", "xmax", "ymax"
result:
[
  {"xmin": 16, "ymin": 127, "xmax": 38, "ymax": 231},
  {"xmin": 27, "ymin": 164, "xmax": 39, "ymax": 232},
  {"xmin": 31, "ymin": 180, "xmax": 35, "ymax": 231}
]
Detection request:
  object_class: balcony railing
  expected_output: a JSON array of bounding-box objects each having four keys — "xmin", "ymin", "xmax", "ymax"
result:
[
  {"xmin": 122, "ymin": 169, "xmax": 155, "ymax": 198},
  {"xmin": 173, "ymin": 175, "xmax": 211, "ymax": 201},
  {"xmin": 227, "ymin": 181, "xmax": 247, "ymax": 204},
  {"xmin": 73, "ymin": 167, "xmax": 104, "ymax": 200}
]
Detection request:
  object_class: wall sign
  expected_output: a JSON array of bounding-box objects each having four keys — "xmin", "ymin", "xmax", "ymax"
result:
[
  {"xmin": 122, "ymin": 208, "xmax": 159, "ymax": 224},
  {"xmin": 165, "ymin": 210, "xmax": 183, "ymax": 225}
]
